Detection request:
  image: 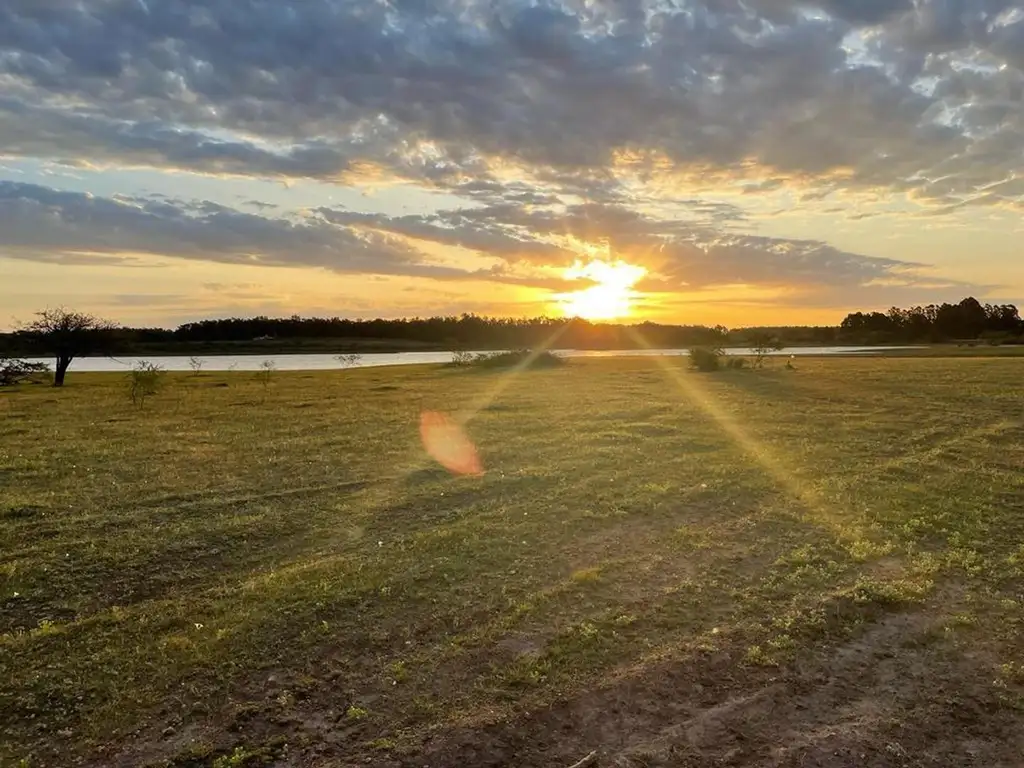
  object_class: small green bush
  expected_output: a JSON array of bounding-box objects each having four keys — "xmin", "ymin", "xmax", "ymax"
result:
[
  {"xmin": 450, "ymin": 350, "xmax": 565, "ymax": 370},
  {"xmin": 127, "ymin": 361, "xmax": 164, "ymax": 407},
  {"xmin": 688, "ymin": 346, "xmax": 723, "ymax": 372}
]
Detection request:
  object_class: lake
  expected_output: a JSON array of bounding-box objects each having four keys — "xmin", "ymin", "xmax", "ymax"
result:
[{"xmin": 26, "ymin": 347, "xmax": 917, "ymax": 372}]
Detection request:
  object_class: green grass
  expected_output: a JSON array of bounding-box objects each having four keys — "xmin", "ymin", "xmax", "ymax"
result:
[{"xmin": 2, "ymin": 357, "xmax": 1024, "ymax": 766}]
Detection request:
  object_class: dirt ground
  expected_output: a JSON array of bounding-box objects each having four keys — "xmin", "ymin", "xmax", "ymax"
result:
[{"xmin": 409, "ymin": 608, "xmax": 1024, "ymax": 768}]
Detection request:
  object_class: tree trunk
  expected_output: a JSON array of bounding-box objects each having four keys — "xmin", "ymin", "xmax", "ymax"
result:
[{"xmin": 54, "ymin": 356, "xmax": 71, "ymax": 387}]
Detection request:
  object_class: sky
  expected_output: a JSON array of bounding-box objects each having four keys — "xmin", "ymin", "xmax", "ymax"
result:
[{"xmin": 2, "ymin": 0, "xmax": 1024, "ymax": 330}]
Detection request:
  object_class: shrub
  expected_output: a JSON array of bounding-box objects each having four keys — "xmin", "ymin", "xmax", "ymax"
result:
[
  {"xmin": 0, "ymin": 357, "xmax": 50, "ymax": 386},
  {"xmin": 257, "ymin": 359, "xmax": 276, "ymax": 389},
  {"xmin": 688, "ymin": 346, "xmax": 723, "ymax": 372},
  {"xmin": 451, "ymin": 349, "xmax": 565, "ymax": 370},
  {"xmin": 128, "ymin": 361, "xmax": 164, "ymax": 407},
  {"xmin": 725, "ymin": 357, "xmax": 748, "ymax": 370},
  {"xmin": 188, "ymin": 356, "xmax": 205, "ymax": 376},
  {"xmin": 334, "ymin": 353, "xmax": 362, "ymax": 367}
]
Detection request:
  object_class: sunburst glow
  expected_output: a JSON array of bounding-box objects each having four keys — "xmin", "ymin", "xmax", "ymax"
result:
[{"xmin": 556, "ymin": 259, "xmax": 647, "ymax": 320}]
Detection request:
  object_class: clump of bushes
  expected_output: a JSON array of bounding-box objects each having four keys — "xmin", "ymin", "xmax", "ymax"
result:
[
  {"xmin": 0, "ymin": 357, "xmax": 50, "ymax": 386},
  {"xmin": 449, "ymin": 349, "xmax": 565, "ymax": 370},
  {"xmin": 688, "ymin": 346, "xmax": 723, "ymax": 372},
  {"xmin": 690, "ymin": 347, "xmax": 782, "ymax": 372}
]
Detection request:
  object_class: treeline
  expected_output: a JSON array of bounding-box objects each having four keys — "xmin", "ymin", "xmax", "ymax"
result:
[
  {"xmin": 154, "ymin": 316, "xmax": 734, "ymax": 350},
  {"xmin": 2, "ymin": 314, "xmax": 829, "ymax": 355},
  {"xmin": 839, "ymin": 298, "xmax": 1023, "ymax": 343},
  {"xmin": 3, "ymin": 298, "xmax": 1020, "ymax": 356}
]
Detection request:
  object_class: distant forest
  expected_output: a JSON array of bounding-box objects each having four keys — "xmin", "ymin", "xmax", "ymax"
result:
[
  {"xmin": 839, "ymin": 297, "xmax": 1023, "ymax": 343},
  {"xmin": 3, "ymin": 297, "xmax": 1022, "ymax": 355}
]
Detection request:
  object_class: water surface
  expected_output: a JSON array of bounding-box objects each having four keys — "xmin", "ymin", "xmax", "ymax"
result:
[{"xmin": 27, "ymin": 346, "xmax": 917, "ymax": 373}]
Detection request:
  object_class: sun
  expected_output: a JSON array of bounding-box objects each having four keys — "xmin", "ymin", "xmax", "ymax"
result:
[{"xmin": 556, "ymin": 259, "xmax": 647, "ymax": 320}]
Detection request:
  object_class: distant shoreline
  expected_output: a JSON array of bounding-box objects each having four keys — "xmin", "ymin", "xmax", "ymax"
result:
[{"xmin": 13, "ymin": 340, "xmax": 929, "ymax": 358}]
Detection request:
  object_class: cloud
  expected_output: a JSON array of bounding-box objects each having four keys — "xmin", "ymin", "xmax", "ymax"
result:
[
  {"xmin": 0, "ymin": 0, "xmax": 1021, "ymax": 209},
  {"xmin": 0, "ymin": 98, "xmax": 363, "ymax": 181},
  {"xmin": 1, "ymin": 179, "xmax": 980, "ymax": 307},
  {"xmin": 0, "ymin": 181, "xmax": 466, "ymax": 280},
  {"xmin": 320, "ymin": 199, "xmax": 985, "ymax": 296},
  {"xmin": 0, "ymin": 0, "xmax": 1015, "ymax": 322},
  {"xmin": 109, "ymin": 293, "xmax": 189, "ymax": 306},
  {"xmin": 751, "ymin": 0, "xmax": 913, "ymax": 26}
]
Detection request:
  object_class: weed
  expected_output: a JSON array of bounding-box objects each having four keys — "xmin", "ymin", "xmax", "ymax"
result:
[
  {"xmin": 209, "ymin": 743, "xmax": 282, "ymax": 767},
  {"xmin": 127, "ymin": 360, "xmax": 164, "ymax": 407},
  {"xmin": 386, "ymin": 660, "xmax": 408, "ymax": 682},
  {"xmin": 744, "ymin": 644, "xmax": 778, "ymax": 667},
  {"xmin": 999, "ymin": 662, "xmax": 1024, "ymax": 684},
  {"xmin": 570, "ymin": 567, "xmax": 601, "ymax": 583},
  {"xmin": 257, "ymin": 360, "xmax": 276, "ymax": 389}
]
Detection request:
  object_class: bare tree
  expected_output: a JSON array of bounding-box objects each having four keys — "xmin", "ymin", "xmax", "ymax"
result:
[
  {"xmin": 19, "ymin": 308, "xmax": 116, "ymax": 387},
  {"xmin": 749, "ymin": 332, "xmax": 784, "ymax": 369}
]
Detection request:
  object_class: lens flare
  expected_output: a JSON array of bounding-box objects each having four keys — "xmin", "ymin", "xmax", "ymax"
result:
[{"xmin": 419, "ymin": 411, "xmax": 483, "ymax": 476}]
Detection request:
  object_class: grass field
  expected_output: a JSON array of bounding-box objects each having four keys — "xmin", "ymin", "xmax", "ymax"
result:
[{"xmin": 2, "ymin": 357, "xmax": 1024, "ymax": 767}]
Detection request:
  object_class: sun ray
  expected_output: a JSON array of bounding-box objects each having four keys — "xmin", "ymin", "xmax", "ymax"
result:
[
  {"xmin": 454, "ymin": 322, "xmax": 571, "ymax": 427},
  {"xmin": 623, "ymin": 327, "xmax": 886, "ymax": 551}
]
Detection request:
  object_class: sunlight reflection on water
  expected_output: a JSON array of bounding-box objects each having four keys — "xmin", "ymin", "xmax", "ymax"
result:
[{"xmin": 26, "ymin": 347, "xmax": 919, "ymax": 372}]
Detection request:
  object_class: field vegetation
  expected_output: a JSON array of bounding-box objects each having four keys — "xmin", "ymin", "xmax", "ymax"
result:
[{"xmin": 2, "ymin": 357, "xmax": 1023, "ymax": 766}]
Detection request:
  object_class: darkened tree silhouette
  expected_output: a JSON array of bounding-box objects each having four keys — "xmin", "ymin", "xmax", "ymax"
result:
[
  {"xmin": 840, "ymin": 298, "xmax": 1022, "ymax": 344},
  {"xmin": 0, "ymin": 356, "xmax": 50, "ymax": 387},
  {"xmin": 19, "ymin": 308, "xmax": 116, "ymax": 387},
  {"xmin": 1, "ymin": 298, "xmax": 1019, "ymax": 360}
]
